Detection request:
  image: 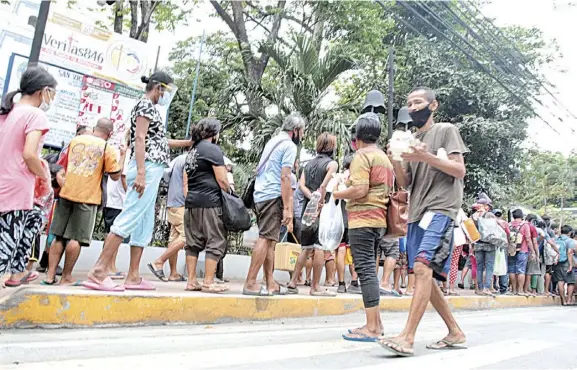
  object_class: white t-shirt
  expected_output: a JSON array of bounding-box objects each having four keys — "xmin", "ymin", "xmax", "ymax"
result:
[{"xmin": 106, "ymin": 149, "xmax": 131, "ymax": 210}]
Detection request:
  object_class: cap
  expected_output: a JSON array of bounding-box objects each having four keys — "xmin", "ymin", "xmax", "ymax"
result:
[
  {"xmin": 397, "ymin": 106, "xmax": 412, "ymax": 124},
  {"xmin": 361, "ymin": 90, "xmax": 386, "ymax": 114},
  {"xmin": 493, "ymin": 208, "xmax": 503, "ymax": 216}
]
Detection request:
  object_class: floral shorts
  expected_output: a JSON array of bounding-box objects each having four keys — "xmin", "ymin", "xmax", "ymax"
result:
[{"xmin": 396, "ymin": 252, "xmax": 408, "ymax": 269}]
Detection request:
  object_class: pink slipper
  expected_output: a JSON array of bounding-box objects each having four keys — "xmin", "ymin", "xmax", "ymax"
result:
[
  {"xmin": 4, "ymin": 271, "xmax": 38, "ymax": 287},
  {"xmin": 124, "ymin": 278, "xmax": 156, "ymax": 291},
  {"xmin": 82, "ymin": 277, "xmax": 125, "ymax": 292}
]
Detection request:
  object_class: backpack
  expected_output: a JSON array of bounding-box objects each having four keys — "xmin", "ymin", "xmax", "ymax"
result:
[
  {"xmin": 508, "ymin": 221, "xmax": 526, "ymax": 257},
  {"xmin": 555, "ymin": 236, "xmax": 568, "ymax": 263}
]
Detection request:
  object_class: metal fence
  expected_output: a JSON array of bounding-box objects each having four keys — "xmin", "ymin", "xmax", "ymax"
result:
[{"xmin": 92, "ymin": 184, "xmax": 252, "ymax": 256}]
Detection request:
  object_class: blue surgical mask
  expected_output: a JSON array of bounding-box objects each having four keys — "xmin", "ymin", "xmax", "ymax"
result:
[{"xmin": 158, "ymin": 91, "xmax": 170, "ymax": 106}]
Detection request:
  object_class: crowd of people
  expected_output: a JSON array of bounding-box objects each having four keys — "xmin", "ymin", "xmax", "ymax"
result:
[{"xmin": 2, "ymin": 65, "xmax": 574, "ymax": 357}]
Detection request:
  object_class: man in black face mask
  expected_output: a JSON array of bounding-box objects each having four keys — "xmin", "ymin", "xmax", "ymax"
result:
[{"xmin": 380, "ymin": 87, "xmax": 469, "ymax": 357}]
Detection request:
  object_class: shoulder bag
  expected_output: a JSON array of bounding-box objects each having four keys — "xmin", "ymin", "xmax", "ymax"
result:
[
  {"xmin": 385, "ymin": 178, "xmax": 409, "ymax": 238},
  {"xmin": 242, "ymin": 138, "xmax": 290, "ymax": 209}
]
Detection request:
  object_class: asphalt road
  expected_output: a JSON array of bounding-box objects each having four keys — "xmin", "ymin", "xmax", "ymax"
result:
[{"xmin": 1, "ymin": 306, "xmax": 575, "ymax": 369}]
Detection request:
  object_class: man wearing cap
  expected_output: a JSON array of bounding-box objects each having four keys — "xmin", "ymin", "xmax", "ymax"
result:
[{"xmin": 471, "ymin": 198, "xmax": 498, "ymax": 296}]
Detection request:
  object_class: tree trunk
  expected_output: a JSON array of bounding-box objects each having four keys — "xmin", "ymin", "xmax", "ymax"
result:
[
  {"xmin": 113, "ymin": 1, "xmax": 124, "ymax": 34},
  {"xmin": 129, "ymin": 1, "xmax": 138, "ymax": 39}
]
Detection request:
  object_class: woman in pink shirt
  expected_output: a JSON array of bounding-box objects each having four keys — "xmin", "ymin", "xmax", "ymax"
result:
[{"xmin": 0, "ymin": 66, "xmax": 56, "ymax": 286}]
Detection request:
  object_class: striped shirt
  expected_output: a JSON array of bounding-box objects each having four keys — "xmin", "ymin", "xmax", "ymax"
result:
[{"xmin": 345, "ymin": 146, "xmax": 393, "ymax": 229}]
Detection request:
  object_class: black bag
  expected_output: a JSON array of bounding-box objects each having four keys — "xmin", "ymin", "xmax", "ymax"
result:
[
  {"xmin": 221, "ymin": 190, "xmax": 252, "ymax": 232},
  {"xmin": 99, "ymin": 142, "xmax": 109, "ymax": 211},
  {"xmin": 242, "ymin": 138, "xmax": 291, "ymax": 209}
]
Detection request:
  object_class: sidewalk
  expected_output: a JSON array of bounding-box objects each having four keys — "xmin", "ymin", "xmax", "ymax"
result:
[{"xmin": 0, "ymin": 273, "xmax": 560, "ymax": 329}]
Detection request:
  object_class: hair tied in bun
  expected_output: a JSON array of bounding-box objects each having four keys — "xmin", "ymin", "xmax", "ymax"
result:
[{"xmin": 141, "ymin": 76, "xmax": 150, "ymax": 84}]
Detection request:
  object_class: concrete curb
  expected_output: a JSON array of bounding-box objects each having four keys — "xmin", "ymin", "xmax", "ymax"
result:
[{"xmin": 0, "ymin": 287, "xmax": 560, "ymax": 329}]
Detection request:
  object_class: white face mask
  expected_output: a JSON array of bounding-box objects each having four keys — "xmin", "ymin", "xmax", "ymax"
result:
[
  {"xmin": 39, "ymin": 89, "xmax": 53, "ymax": 112},
  {"xmin": 157, "ymin": 90, "xmax": 170, "ymax": 106}
]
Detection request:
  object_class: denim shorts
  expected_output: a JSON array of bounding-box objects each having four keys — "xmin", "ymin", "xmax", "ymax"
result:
[
  {"xmin": 407, "ymin": 213, "xmax": 454, "ymax": 281},
  {"xmin": 110, "ymin": 160, "xmax": 165, "ymax": 247},
  {"xmin": 507, "ymin": 252, "xmax": 528, "ymax": 275}
]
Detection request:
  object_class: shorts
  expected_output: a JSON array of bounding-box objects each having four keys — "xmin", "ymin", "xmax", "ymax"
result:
[
  {"xmin": 103, "ymin": 207, "xmax": 122, "ymax": 234},
  {"xmin": 507, "ymin": 252, "xmax": 528, "ymax": 275},
  {"xmin": 396, "ymin": 252, "xmax": 407, "ymax": 269},
  {"xmin": 407, "ymin": 213, "xmax": 454, "ymax": 282},
  {"xmin": 553, "ymin": 261, "xmax": 576, "ymax": 284},
  {"xmin": 301, "ymin": 219, "xmax": 319, "ymax": 249},
  {"xmin": 111, "ymin": 160, "xmax": 165, "ymax": 247},
  {"xmin": 377, "ymin": 237, "xmax": 400, "ymax": 260},
  {"xmin": 167, "ymin": 206, "xmax": 185, "ymax": 244},
  {"xmin": 255, "ymin": 197, "xmax": 283, "ymax": 242},
  {"xmin": 184, "ymin": 207, "xmax": 228, "ymax": 260},
  {"xmin": 546, "ymin": 265, "xmax": 554, "ymax": 274},
  {"xmin": 51, "ymin": 197, "xmax": 98, "ymax": 246}
]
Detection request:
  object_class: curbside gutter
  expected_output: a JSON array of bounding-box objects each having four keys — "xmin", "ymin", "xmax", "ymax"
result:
[{"xmin": 0, "ymin": 287, "xmax": 559, "ymax": 329}]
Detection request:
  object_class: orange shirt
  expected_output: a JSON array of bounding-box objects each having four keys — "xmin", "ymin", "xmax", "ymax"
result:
[{"xmin": 59, "ymin": 134, "xmax": 120, "ymax": 205}]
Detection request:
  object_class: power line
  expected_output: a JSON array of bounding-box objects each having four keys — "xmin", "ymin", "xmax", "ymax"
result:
[{"xmin": 395, "ymin": 1, "xmax": 563, "ymax": 134}]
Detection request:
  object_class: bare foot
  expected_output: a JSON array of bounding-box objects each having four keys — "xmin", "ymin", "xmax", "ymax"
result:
[
  {"xmin": 59, "ymin": 278, "xmax": 77, "ymax": 286},
  {"xmin": 186, "ymin": 279, "xmax": 201, "ymax": 291},
  {"xmin": 378, "ymin": 335, "xmax": 415, "ymax": 356},
  {"xmin": 349, "ymin": 324, "xmax": 384, "ymax": 335},
  {"xmin": 88, "ymin": 266, "xmax": 107, "ymax": 283}
]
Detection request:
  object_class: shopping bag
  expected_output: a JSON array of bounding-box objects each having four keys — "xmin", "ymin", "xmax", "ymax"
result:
[
  {"xmin": 453, "ymin": 225, "xmax": 467, "ymax": 247},
  {"xmin": 493, "ymin": 248, "xmax": 507, "ymax": 276},
  {"xmin": 318, "ymin": 195, "xmax": 344, "ymax": 251}
]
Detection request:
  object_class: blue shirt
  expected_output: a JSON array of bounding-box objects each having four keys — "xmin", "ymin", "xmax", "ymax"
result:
[
  {"xmin": 254, "ymin": 132, "xmax": 297, "ymax": 203},
  {"xmin": 557, "ymin": 235, "xmax": 573, "ymax": 263},
  {"xmin": 166, "ymin": 154, "xmax": 187, "ymax": 208}
]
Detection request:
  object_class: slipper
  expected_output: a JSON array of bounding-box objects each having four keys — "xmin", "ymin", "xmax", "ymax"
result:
[
  {"xmin": 60, "ymin": 280, "xmax": 83, "ymax": 287},
  {"xmin": 378, "ymin": 338, "xmax": 415, "ymax": 357},
  {"xmin": 380, "ymin": 288, "xmax": 401, "ymax": 297},
  {"xmin": 185, "ymin": 283, "xmax": 202, "ymax": 291},
  {"xmin": 82, "ymin": 277, "xmax": 125, "ymax": 292},
  {"xmin": 426, "ymin": 339, "xmax": 467, "ymax": 350},
  {"xmin": 311, "ymin": 289, "xmax": 337, "ymax": 297},
  {"xmin": 4, "ymin": 271, "xmax": 35, "ymax": 287},
  {"xmin": 446, "ymin": 290, "xmax": 460, "ymax": 296},
  {"xmin": 342, "ymin": 332, "xmax": 379, "ymax": 342},
  {"xmin": 108, "ymin": 272, "xmax": 126, "ymax": 280},
  {"xmin": 324, "ymin": 282, "xmax": 338, "ymax": 287},
  {"xmin": 147, "ymin": 263, "xmax": 167, "ymax": 282},
  {"xmin": 348, "ymin": 327, "xmax": 385, "ymax": 336},
  {"xmin": 272, "ymin": 285, "xmax": 289, "ymax": 295},
  {"xmin": 168, "ymin": 275, "xmax": 187, "ymax": 282},
  {"xmin": 41, "ymin": 279, "xmax": 58, "ymax": 286},
  {"xmin": 243, "ymin": 286, "xmax": 273, "ymax": 297},
  {"xmin": 286, "ymin": 286, "xmax": 299, "ymax": 294},
  {"xmin": 124, "ymin": 278, "xmax": 156, "ymax": 291},
  {"xmin": 201, "ymin": 282, "xmax": 229, "ymax": 294}
]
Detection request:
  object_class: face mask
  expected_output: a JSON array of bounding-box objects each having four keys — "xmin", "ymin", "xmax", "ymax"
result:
[
  {"xmin": 409, "ymin": 105, "xmax": 433, "ymax": 128},
  {"xmin": 39, "ymin": 90, "xmax": 53, "ymax": 112},
  {"xmin": 292, "ymin": 131, "xmax": 301, "ymax": 146},
  {"xmin": 158, "ymin": 90, "xmax": 170, "ymax": 106},
  {"xmin": 351, "ymin": 140, "xmax": 358, "ymax": 151}
]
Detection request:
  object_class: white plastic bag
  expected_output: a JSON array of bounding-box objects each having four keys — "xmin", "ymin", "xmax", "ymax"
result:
[
  {"xmin": 318, "ymin": 195, "xmax": 344, "ymax": 251},
  {"xmin": 493, "ymin": 247, "xmax": 507, "ymax": 276}
]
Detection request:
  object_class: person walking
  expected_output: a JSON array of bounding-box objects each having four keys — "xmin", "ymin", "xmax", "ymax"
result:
[
  {"xmin": 85, "ymin": 71, "xmax": 190, "ymax": 291},
  {"xmin": 334, "ymin": 112, "xmax": 394, "ymax": 342},
  {"xmin": 0, "ymin": 67, "xmax": 56, "ymax": 285},
  {"xmin": 147, "ymin": 152, "xmax": 188, "ymax": 282},
  {"xmin": 45, "ymin": 119, "xmax": 121, "ymax": 286},
  {"xmin": 381, "ymin": 87, "xmax": 468, "ymax": 356},
  {"xmin": 242, "ymin": 113, "xmax": 305, "ymax": 296},
  {"xmin": 286, "ymin": 133, "xmax": 339, "ymax": 296}
]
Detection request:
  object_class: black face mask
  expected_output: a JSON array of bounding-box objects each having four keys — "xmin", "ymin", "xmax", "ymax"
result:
[
  {"xmin": 292, "ymin": 131, "xmax": 301, "ymax": 146},
  {"xmin": 409, "ymin": 105, "xmax": 433, "ymax": 128}
]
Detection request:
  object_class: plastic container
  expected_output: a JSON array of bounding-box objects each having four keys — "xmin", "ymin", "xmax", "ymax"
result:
[
  {"xmin": 302, "ymin": 191, "xmax": 322, "ymax": 227},
  {"xmin": 390, "ymin": 130, "xmax": 416, "ymax": 161}
]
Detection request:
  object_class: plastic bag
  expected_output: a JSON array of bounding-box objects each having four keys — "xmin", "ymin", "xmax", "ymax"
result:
[
  {"xmin": 242, "ymin": 225, "xmax": 259, "ymax": 249},
  {"xmin": 493, "ymin": 248, "xmax": 507, "ymax": 276},
  {"xmin": 477, "ymin": 214, "xmax": 508, "ymax": 248},
  {"xmin": 318, "ymin": 195, "xmax": 344, "ymax": 251}
]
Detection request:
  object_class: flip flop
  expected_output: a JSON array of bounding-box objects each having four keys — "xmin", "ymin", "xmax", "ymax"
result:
[
  {"xmin": 348, "ymin": 328, "xmax": 385, "ymax": 336},
  {"xmin": 4, "ymin": 271, "xmax": 35, "ymax": 287},
  {"xmin": 60, "ymin": 280, "xmax": 83, "ymax": 287},
  {"xmin": 108, "ymin": 272, "xmax": 126, "ymax": 280},
  {"xmin": 378, "ymin": 338, "xmax": 415, "ymax": 357},
  {"xmin": 124, "ymin": 278, "xmax": 156, "ymax": 291},
  {"xmin": 168, "ymin": 275, "xmax": 187, "ymax": 282},
  {"xmin": 41, "ymin": 279, "xmax": 58, "ymax": 286},
  {"xmin": 380, "ymin": 288, "xmax": 401, "ymax": 297},
  {"xmin": 311, "ymin": 289, "xmax": 337, "ymax": 297},
  {"xmin": 426, "ymin": 339, "xmax": 467, "ymax": 350},
  {"xmin": 82, "ymin": 277, "xmax": 125, "ymax": 292},
  {"xmin": 272, "ymin": 285, "xmax": 289, "ymax": 295},
  {"xmin": 342, "ymin": 332, "xmax": 379, "ymax": 342},
  {"xmin": 147, "ymin": 263, "xmax": 167, "ymax": 282},
  {"xmin": 242, "ymin": 286, "xmax": 273, "ymax": 296},
  {"xmin": 201, "ymin": 282, "xmax": 229, "ymax": 294},
  {"xmin": 286, "ymin": 286, "xmax": 299, "ymax": 294},
  {"xmin": 185, "ymin": 283, "xmax": 202, "ymax": 291}
]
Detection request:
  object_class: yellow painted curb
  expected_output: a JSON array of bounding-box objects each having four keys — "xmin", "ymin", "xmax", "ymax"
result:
[{"xmin": 0, "ymin": 288, "xmax": 559, "ymax": 329}]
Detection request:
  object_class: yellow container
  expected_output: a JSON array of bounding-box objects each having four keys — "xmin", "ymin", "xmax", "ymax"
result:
[
  {"xmin": 345, "ymin": 247, "xmax": 353, "ymax": 265},
  {"xmin": 274, "ymin": 242, "xmax": 302, "ymax": 272}
]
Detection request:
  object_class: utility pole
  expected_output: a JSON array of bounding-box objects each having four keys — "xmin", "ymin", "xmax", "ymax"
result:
[
  {"xmin": 29, "ymin": 1, "xmax": 51, "ymax": 66},
  {"xmin": 387, "ymin": 47, "xmax": 395, "ymax": 141}
]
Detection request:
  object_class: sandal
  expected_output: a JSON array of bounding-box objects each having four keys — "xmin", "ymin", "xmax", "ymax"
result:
[
  {"xmin": 426, "ymin": 338, "xmax": 467, "ymax": 350},
  {"xmin": 202, "ymin": 282, "xmax": 229, "ymax": 294},
  {"xmin": 378, "ymin": 338, "xmax": 415, "ymax": 357},
  {"xmin": 41, "ymin": 278, "xmax": 59, "ymax": 286},
  {"xmin": 5, "ymin": 271, "xmax": 36, "ymax": 287},
  {"xmin": 243, "ymin": 286, "xmax": 272, "ymax": 296},
  {"xmin": 147, "ymin": 263, "xmax": 167, "ymax": 282},
  {"xmin": 310, "ymin": 289, "xmax": 337, "ymax": 297},
  {"xmin": 168, "ymin": 275, "xmax": 187, "ymax": 282},
  {"xmin": 342, "ymin": 332, "xmax": 379, "ymax": 342},
  {"xmin": 185, "ymin": 282, "xmax": 202, "ymax": 291}
]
